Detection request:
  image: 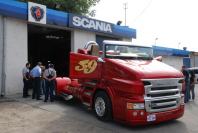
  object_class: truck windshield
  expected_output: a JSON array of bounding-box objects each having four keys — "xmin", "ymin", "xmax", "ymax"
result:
[{"xmin": 104, "ymin": 44, "xmax": 153, "ymax": 60}]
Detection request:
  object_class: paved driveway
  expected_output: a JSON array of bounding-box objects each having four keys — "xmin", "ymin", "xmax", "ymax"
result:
[{"xmin": 0, "ymin": 86, "xmax": 198, "ymax": 133}]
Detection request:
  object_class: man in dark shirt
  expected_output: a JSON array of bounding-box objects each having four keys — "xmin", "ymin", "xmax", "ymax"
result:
[
  {"xmin": 43, "ymin": 63, "xmax": 57, "ymax": 102},
  {"xmin": 181, "ymin": 66, "xmax": 190, "ymax": 103},
  {"xmin": 22, "ymin": 62, "xmax": 31, "ymax": 98},
  {"xmin": 190, "ymin": 72, "xmax": 196, "ymax": 100}
]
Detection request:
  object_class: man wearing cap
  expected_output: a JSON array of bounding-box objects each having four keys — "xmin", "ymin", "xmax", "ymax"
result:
[
  {"xmin": 43, "ymin": 63, "xmax": 57, "ymax": 102},
  {"xmin": 30, "ymin": 62, "xmax": 42, "ymax": 100}
]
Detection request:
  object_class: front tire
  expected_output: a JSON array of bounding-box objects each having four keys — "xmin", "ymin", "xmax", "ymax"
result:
[{"xmin": 94, "ymin": 91, "xmax": 112, "ymax": 121}]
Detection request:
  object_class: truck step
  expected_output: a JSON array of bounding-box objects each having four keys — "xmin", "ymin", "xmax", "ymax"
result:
[
  {"xmin": 82, "ymin": 102, "xmax": 91, "ymax": 107},
  {"xmin": 60, "ymin": 93, "xmax": 73, "ymax": 101}
]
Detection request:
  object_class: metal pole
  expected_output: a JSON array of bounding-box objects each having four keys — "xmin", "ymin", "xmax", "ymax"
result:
[
  {"xmin": 1, "ymin": 17, "xmax": 6, "ymax": 97},
  {"xmin": 154, "ymin": 38, "xmax": 158, "ymax": 46},
  {"xmin": 123, "ymin": 3, "xmax": 128, "ymax": 26},
  {"xmin": 178, "ymin": 42, "xmax": 181, "ymax": 49}
]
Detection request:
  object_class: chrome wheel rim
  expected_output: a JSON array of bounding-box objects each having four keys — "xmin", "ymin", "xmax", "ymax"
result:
[{"xmin": 95, "ymin": 97, "xmax": 106, "ymax": 117}]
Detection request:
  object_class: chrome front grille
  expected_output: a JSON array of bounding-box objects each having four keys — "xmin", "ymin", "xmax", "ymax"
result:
[{"xmin": 142, "ymin": 78, "xmax": 183, "ymax": 113}]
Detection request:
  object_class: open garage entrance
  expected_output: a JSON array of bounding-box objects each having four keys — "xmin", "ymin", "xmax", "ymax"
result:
[{"xmin": 28, "ymin": 25, "xmax": 71, "ymax": 77}]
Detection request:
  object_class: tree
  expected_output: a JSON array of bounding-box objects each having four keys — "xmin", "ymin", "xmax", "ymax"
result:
[{"xmin": 19, "ymin": 0, "xmax": 100, "ymax": 17}]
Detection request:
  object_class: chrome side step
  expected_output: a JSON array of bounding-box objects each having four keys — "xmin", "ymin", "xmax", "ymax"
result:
[{"xmin": 60, "ymin": 93, "xmax": 73, "ymax": 101}]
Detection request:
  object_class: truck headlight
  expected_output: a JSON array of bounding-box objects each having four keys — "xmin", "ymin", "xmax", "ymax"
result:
[{"xmin": 127, "ymin": 103, "xmax": 145, "ymax": 110}]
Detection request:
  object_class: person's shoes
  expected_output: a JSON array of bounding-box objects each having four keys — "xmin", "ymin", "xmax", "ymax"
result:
[
  {"xmin": 36, "ymin": 98, "xmax": 42, "ymax": 100},
  {"xmin": 44, "ymin": 100, "xmax": 47, "ymax": 102},
  {"xmin": 50, "ymin": 100, "xmax": 54, "ymax": 102},
  {"xmin": 23, "ymin": 96, "xmax": 28, "ymax": 98},
  {"xmin": 32, "ymin": 97, "xmax": 35, "ymax": 99}
]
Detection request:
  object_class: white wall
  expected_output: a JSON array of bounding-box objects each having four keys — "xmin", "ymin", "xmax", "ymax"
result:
[
  {"xmin": 190, "ymin": 54, "xmax": 198, "ymax": 67},
  {"xmin": 122, "ymin": 37, "xmax": 132, "ymax": 42},
  {"xmin": 162, "ymin": 56, "xmax": 183, "ymax": 70},
  {"xmin": 71, "ymin": 29, "xmax": 96, "ymax": 52},
  {"xmin": 4, "ymin": 17, "xmax": 27, "ymax": 95}
]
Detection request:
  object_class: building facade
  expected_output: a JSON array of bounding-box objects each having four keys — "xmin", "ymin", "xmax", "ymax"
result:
[
  {"xmin": 153, "ymin": 46, "xmax": 190, "ymax": 70},
  {"xmin": 0, "ymin": 1, "xmax": 136, "ymax": 95}
]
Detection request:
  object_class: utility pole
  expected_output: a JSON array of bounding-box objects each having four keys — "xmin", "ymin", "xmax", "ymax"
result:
[
  {"xmin": 154, "ymin": 37, "xmax": 158, "ymax": 46},
  {"xmin": 123, "ymin": 3, "xmax": 128, "ymax": 26},
  {"xmin": 178, "ymin": 42, "xmax": 181, "ymax": 49}
]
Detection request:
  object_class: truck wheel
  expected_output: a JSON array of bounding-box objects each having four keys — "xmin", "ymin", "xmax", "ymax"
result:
[{"xmin": 94, "ymin": 91, "xmax": 112, "ymax": 121}]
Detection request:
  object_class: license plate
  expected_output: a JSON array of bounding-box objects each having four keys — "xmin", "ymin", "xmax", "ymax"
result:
[{"xmin": 147, "ymin": 114, "xmax": 156, "ymax": 122}]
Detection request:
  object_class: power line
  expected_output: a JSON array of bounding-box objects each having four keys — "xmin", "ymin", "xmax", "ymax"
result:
[{"xmin": 132, "ymin": 0, "xmax": 153, "ymax": 23}]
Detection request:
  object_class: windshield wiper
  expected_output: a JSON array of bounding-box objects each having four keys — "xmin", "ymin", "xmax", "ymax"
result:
[
  {"xmin": 137, "ymin": 56, "xmax": 153, "ymax": 60},
  {"xmin": 106, "ymin": 56, "xmax": 153, "ymax": 60}
]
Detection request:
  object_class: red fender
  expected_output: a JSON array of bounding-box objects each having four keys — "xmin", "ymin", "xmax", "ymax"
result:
[{"xmin": 56, "ymin": 77, "xmax": 72, "ymax": 95}]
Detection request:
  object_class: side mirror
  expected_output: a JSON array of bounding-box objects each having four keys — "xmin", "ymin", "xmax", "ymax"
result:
[
  {"xmin": 97, "ymin": 57, "xmax": 105, "ymax": 63},
  {"xmin": 99, "ymin": 51, "xmax": 103, "ymax": 55},
  {"xmin": 154, "ymin": 56, "xmax": 162, "ymax": 62}
]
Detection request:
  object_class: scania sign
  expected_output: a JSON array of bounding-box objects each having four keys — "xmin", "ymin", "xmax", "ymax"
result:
[
  {"xmin": 28, "ymin": 2, "xmax": 46, "ymax": 24},
  {"xmin": 69, "ymin": 14, "xmax": 113, "ymax": 34}
]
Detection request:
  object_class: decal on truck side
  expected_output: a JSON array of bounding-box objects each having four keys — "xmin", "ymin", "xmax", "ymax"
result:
[{"xmin": 75, "ymin": 59, "xmax": 97, "ymax": 74}]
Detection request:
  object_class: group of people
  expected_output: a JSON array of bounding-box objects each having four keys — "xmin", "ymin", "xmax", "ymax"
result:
[
  {"xmin": 181, "ymin": 66, "xmax": 196, "ymax": 103},
  {"xmin": 22, "ymin": 62, "xmax": 57, "ymax": 102}
]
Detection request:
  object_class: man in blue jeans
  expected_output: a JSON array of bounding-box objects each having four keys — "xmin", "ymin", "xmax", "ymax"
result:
[{"xmin": 43, "ymin": 63, "xmax": 57, "ymax": 102}]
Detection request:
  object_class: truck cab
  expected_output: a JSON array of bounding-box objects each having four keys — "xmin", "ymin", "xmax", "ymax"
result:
[{"xmin": 56, "ymin": 40, "xmax": 185, "ymax": 125}]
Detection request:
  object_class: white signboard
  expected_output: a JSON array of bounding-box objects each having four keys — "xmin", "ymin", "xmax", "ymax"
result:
[
  {"xmin": 28, "ymin": 2, "xmax": 46, "ymax": 24},
  {"xmin": 69, "ymin": 14, "xmax": 113, "ymax": 34}
]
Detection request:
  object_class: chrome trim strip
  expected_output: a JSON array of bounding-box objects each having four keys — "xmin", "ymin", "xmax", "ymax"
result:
[
  {"xmin": 144, "ymin": 94, "xmax": 181, "ymax": 101},
  {"xmin": 146, "ymin": 105, "xmax": 179, "ymax": 113},
  {"xmin": 141, "ymin": 78, "xmax": 184, "ymax": 81},
  {"xmin": 149, "ymin": 89, "xmax": 180, "ymax": 94},
  {"xmin": 155, "ymin": 101, "xmax": 177, "ymax": 107}
]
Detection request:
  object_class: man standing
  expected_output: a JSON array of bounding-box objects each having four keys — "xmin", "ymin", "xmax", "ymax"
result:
[
  {"xmin": 22, "ymin": 62, "xmax": 31, "ymax": 98},
  {"xmin": 190, "ymin": 72, "xmax": 196, "ymax": 101},
  {"xmin": 30, "ymin": 62, "xmax": 42, "ymax": 100},
  {"xmin": 43, "ymin": 63, "xmax": 57, "ymax": 102},
  {"xmin": 181, "ymin": 66, "xmax": 190, "ymax": 103}
]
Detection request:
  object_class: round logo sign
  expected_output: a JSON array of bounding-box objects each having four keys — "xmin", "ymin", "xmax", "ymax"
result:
[{"xmin": 30, "ymin": 6, "xmax": 45, "ymax": 21}]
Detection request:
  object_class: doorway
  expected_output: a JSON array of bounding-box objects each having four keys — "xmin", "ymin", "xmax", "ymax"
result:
[{"xmin": 28, "ymin": 25, "xmax": 71, "ymax": 77}]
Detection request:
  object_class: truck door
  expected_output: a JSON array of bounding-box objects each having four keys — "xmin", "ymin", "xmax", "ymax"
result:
[
  {"xmin": 70, "ymin": 52, "xmax": 102, "ymax": 105},
  {"xmin": 70, "ymin": 52, "xmax": 101, "ymax": 79}
]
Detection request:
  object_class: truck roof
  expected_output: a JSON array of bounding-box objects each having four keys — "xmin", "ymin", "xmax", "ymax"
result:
[{"xmin": 103, "ymin": 40, "xmax": 152, "ymax": 48}]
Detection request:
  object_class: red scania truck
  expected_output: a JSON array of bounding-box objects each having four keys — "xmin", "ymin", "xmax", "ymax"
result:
[{"xmin": 56, "ymin": 40, "xmax": 185, "ymax": 126}]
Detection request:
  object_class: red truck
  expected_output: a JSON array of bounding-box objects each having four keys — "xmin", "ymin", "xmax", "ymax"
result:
[{"xmin": 56, "ymin": 40, "xmax": 185, "ymax": 126}]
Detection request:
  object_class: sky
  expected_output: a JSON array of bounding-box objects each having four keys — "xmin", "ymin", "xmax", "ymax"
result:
[{"xmin": 93, "ymin": 0, "xmax": 198, "ymax": 51}]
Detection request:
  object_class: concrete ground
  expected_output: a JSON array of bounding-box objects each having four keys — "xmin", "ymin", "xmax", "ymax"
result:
[{"xmin": 0, "ymin": 86, "xmax": 198, "ymax": 133}]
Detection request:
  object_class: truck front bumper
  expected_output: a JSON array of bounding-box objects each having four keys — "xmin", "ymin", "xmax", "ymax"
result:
[{"xmin": 125, "ymin": 105, "xmax": 184, "ymax": 126}]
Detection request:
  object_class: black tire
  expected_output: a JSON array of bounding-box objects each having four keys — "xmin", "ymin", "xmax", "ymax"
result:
[{"xmin": 94, "ymin": 91, "xmax": 112, "ymax": 121}]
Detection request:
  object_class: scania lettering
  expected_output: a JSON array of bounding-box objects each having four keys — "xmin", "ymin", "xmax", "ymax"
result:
[
  {"xmin": 72, "ymin": 16, "xmax": 112, "ymax": 33},
  {"xmin": 56, "ymin": 40, "xmax": 185, "ymax": 126}
]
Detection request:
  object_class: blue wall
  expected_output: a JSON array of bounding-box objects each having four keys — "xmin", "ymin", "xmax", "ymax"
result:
[
  {"xmin": 0, "ymin": 0, "xmax": 136, "ymax": 38},
  {"xmin": 153, "ymin": 46, "xmax": 190, "ymax": 57},
  {"xmin": 0, "ymin": 0, "xmax": 69, "ymax": 26}
]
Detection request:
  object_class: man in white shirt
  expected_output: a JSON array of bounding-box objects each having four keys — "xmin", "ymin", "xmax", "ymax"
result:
[
  {"xmin": 43, "ymin": 63, "xmax": 57, "ymax": 102},
  {"xmin": 30, "ymin": 62, "xmax": 42, "ymax": 100}
]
